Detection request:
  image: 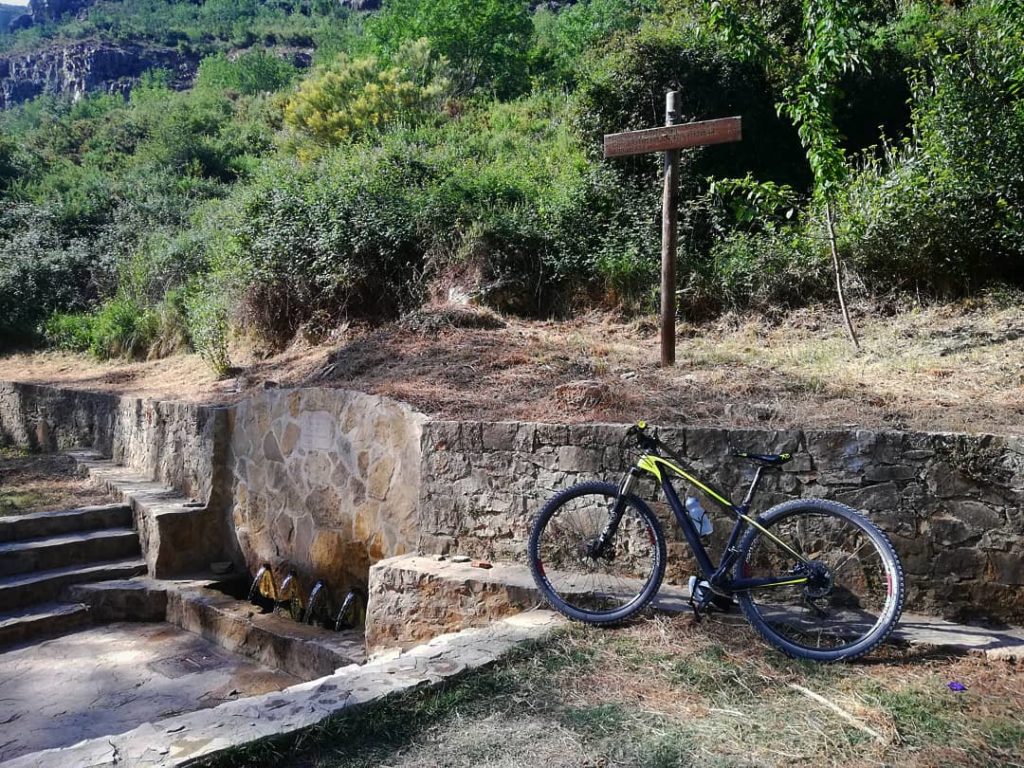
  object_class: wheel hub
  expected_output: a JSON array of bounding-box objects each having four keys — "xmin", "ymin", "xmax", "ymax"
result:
[{"xmin": 803, "ymin": 561, "xmax": 834, "ymax": 599}]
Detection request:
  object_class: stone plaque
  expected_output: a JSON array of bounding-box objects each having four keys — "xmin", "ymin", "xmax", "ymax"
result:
[{"xmin": 299, "ymin": 411, "xmax": 336, "ymax": 452}]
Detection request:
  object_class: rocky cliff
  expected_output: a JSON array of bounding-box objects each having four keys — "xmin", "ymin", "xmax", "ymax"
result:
[{"xmin": 0, "ymin": 41, "xmax": 198, "ymax": 108}]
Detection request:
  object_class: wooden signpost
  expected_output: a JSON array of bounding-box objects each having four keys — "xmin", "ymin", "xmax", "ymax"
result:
[{"xmin": 604, "ymin": 94, "xmax": 742, "ymax": 367}]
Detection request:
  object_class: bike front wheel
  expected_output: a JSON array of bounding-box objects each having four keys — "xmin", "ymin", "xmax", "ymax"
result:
[
  {"xmin": 528, "ymin": 481, "xmax": 666, "ymax": 624},
  {"xmin": 734, "ymin": 498, "xmax": 905, "ymax": 662}
]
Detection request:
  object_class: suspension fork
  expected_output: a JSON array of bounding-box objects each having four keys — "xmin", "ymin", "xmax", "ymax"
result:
[{"xmin": 593, "ymin": 468, "xmax": 642, "ymax": 555}]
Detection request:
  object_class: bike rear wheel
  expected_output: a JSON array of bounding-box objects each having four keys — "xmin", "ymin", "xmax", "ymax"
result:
[
  {"xmin": 734, "ymin": 498, "xmax": 905, "ymax": 662},
  {"xmin": 528, "ymin": 481, "xmax": 666, "ymax": 624}
]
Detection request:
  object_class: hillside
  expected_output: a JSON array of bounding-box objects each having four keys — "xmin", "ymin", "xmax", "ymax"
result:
[
  {"xmin": 3, "ymin": 301, "xmax": 1023, "ymax": 436},
  {"xmin": 0, "ymin": 0, "xmax": 1022, "ymax": 400}
]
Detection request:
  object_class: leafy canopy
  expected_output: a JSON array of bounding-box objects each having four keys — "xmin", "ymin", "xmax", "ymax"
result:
[{"xmin": 368, "ymin": 0, "xmax": 532, "ymax": 98}]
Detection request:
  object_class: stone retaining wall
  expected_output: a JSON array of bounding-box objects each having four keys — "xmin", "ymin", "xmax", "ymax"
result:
[
  {"xmin": 418, "ymin": 422, "xmax": 1024, "ymax": 622},
  {"xmin": 4, "ymin": 380, "xmax": 1024, "ymax": 624},
  {"xmin": 0, "ymin": 382, "xmax": 227, "ymax": 506}
]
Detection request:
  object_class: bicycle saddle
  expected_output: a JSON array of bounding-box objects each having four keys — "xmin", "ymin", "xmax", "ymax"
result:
[{"xmin": 731, "ymin": 451, "xmax": 793, "ymax": 466}]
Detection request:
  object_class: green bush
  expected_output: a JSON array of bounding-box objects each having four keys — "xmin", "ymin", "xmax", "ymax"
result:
[
  {"xmin": 87, "ymin": 296, "xmax": 160, "ymax": 360},
  {"xmin": 42, "ymin": 312, "xmax": 95, "ymax": 353},
  {"xmin": 184, "ymin": 278, "xmax": 233, "ymax": 376},
  {"xmin": 835, "ymin": 2, "xmax": 1024, "ymax": 295},
  {"xmin": 195, "ymin": 51, "xmax": 298, "ymax": 96},
  {"xmin": 284, "ymin": 38, "xmax": 449, "ymax": 147},
  {"xmin": 216, "ymin": 148, "xmax": 425, "ymax": 348},
  {"xmin": 531, "ymin": 0, "xmax": 651, "ymax": 87},
  {"xmin": 369, "ymin": 0, "xmax": 532, "ymax": 98}
]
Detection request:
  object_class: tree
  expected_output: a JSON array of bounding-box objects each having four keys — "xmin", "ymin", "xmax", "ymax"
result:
[
  {"xmin": 780, "ymin": 0, "xmax": 864, "ymax": 349},
  {"xmin": 368, "ymin": 0, "xmax": 532, "ymax": 98},
  {"xmin": 710, "ymin": 0, "xmax": 865, "ymax": 348}
]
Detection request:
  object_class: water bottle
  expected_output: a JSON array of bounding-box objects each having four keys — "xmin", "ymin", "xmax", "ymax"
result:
[{"xmin": 685, "ymin": 495, "xmax": 713, "ymax": 537}]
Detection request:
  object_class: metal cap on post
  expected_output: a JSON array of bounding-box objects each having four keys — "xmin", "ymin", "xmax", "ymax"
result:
[{"xmin": 661, "ymin": 91, "xmax": 680, "ymax": 368}]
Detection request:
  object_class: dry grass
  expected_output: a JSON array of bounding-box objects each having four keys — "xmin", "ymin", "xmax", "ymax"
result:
[
  {"xmin": 3, "ymin": 300, "xmax": 1024, "ymax": 434},
  {"xmin": 0, "ymin": 448, "xmax": 113, "ymax": 515},
  {"xmin": 205, "ymin": 616, "xmax": 1024, "ymax": 768}
]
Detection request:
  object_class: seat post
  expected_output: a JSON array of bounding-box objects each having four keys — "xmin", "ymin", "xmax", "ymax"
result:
[{"xmin": 741, "ymin": 465, "xmax": 766, "ymax": 509}]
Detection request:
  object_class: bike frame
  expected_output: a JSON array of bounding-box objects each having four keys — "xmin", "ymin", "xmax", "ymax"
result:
[{"xmin": 615, "ymin": 439, "xmax": 811, "ymax": 594}]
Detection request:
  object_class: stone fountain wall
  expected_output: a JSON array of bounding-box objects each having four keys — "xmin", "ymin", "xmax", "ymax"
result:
[
  {"xmin": 225, "ymin": 387, "xmax": 425, "ymax": 591},
  {"xmin": 0, "ymin": 382, "xmax": 424, "ymax": 593}
]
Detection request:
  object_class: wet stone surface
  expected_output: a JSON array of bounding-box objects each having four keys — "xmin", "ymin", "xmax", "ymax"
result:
[{"xmin": 0, "ymin": 622, "xmax": 298, "ymax": 763}]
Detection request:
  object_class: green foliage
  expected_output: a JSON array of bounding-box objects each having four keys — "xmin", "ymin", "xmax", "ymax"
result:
[
  {"xmin": 284, "ymin": 38, "xmax": 449, "ymax": 147},
  {"xmin": 531, "ymin": 0, "xmax": 651, "ymax": 87},
  {"xmin": 184, "ymin": 279, "xmax": 233, "ymax": 376},
  {"xmin": 5, "ymin": 0, "xmax": 1024, "ymax": 358},
  {"xmin": 780, "ymin": 0, "xmax": 866, "ymax": 199},
  {"xmin": 196, "ymin": 52, "xmax": 298, "ymax": 96},
  {"xmin": 369, "ymin": 0, "xmax": 532, "ymax": 98},
  {"xmin": 835, "ymin": 0, "xmax": 1024, "ymax": 293},
  {"xmin": 0, "ymin": 0, "xmax": 347, "ymax": 55},
  {"xmin": 574, "ymin": 24, "xmax": 809, "ymax": 188},
  {"xmin": 85, "ymin": 296, "xmax": 160, "ymax": 360},
  {"xmin": 42, "ymin": 312, "xmax": 94, "ymax": 353},
  {"xmin": 0, "ymin": 203, "xmax": 102, "ymax": 346}
]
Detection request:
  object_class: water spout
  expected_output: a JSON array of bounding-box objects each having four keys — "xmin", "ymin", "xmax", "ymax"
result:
[
  {"xmin": 334, "ymin": 587, "xmax": 368, "ymax": 631},
  {"xmin": 275, "ymin": 569, "xmax": 304, "ymax": 621},
  {"xmin": 304, "ymin": 580, "xmax": 328, "ymax": 625},
  {"xmin": 248, "ymin": 563, "xmax": 277, "ymax": 604}
]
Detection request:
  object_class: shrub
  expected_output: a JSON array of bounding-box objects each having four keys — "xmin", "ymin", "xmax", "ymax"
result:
[
  {"xmin": 284, "ymin": 38, "xmax": 449, "ymax": 147},
  {"xmin": 0, "ymin": 204, "xmax": 102, "ymax": 347},
  {"xmin": 530, "ymin": 0, "xmax": 651, "ymax": 87},
  {"xmin": 43, "ymin": 312, "xmax": 95, "ymax": 353},
  {"xmin": 184, "ymin": 278, "xmax": 232, "ymax": 376},
  {"xmin": 218, "ymin": 148, "xmax": 426, "ymax": 348},
  {"xmin": 87, "ymin": 296, "xmax": 160, "ymax": 360},
  {"xmin": 369, "ymin": 0, "xmax": 532, "ymax": 98},
  {"xmin": 195, "ymin": 51, "xmax": 298, "ymax": 95},
  {"xmin": 835, "ymin": 2, "xmax": 1024, "ymax": 295}
]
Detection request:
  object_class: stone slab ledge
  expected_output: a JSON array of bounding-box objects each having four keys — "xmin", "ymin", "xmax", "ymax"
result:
[
  {"xmin": 366, "ymin": 555, "xmax": 1024, "ymax": 661},
  {"xmin": 0, "ymin": 609, "xmax": 566, "ymax": 768},
  {"xmin": 69, "ymin": 451, "xmax": 223, "ymax": 578}
]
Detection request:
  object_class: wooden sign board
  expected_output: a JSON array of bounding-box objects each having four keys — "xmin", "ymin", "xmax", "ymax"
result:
[{"xmin": 604, "ymin": 116, "xmax": 742, "ymax": 159}]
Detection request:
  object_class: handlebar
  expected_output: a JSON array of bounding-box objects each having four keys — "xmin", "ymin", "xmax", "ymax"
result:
[{"xmin": 626, "ymin": 421, "xmax": 659, "ymax": 450}]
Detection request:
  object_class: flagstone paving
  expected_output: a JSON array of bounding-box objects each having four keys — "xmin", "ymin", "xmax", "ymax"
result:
[
  {"xmin": 0, "ymin": 610, "xmax": 565, "ymax": 768},
  {"xmin": 0, "ymin": 622, "xmax": 299, "ymax": 764}
]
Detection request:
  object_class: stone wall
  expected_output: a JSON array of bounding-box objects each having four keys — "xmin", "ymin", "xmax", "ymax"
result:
[
  {"xmin": 0, "ymin": 382, "xmax": 227, "ymax": 505},
  {"xmin": 418, "ymin": 422, "xmax": 1024, "ymax": 623},
  {"xmin": 5, "ymin": 379, "xmax": 1024, "ymax": 624},
  {"xmin": 226, "ymin": 388, "xmax": 426, "ymax": 592}
]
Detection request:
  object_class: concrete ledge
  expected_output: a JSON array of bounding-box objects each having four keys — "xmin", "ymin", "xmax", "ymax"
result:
[
  {"xmin": 66, "ymin": 578, "xmax": 170, "ymax": 623},
  {"xmin": 166, "ymin": 585, "xmax": 365, "ymax": 679},
  {"xmin": 70, "ymin": 452, "xmax": 222, "ymax": 578},
  {"xmin": 1, "ymin": 609, "xmax": 566, "ymax": 768},
  {"xmin": 68, "ymin": 577, "xmax": 366, "ymax": 679}
]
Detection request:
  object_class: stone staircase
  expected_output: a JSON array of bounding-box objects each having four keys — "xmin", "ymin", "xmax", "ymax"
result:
[{"xmin": 0, "ymin": 503, "xmax": 147, "ymax": 647}]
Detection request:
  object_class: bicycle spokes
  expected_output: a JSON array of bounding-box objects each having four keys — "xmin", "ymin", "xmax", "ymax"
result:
[
  {"xmin": 741, "ymin": 511, "xmax": 894, "ymax": 651},
  {"xmin": 533, "ymin": 487, "xmax": 661, "ymax": 618}
]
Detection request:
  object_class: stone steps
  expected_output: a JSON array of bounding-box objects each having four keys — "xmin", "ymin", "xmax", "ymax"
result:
[
  {"xmin": 0, "ymin": 558, "xmax": 148, "ymax": 612},
  {"xmin": 0, "ymin": 502, "xmax": 132, "ymax": 543},
  {"xmin": 0, "ymin": 527, "xmax": 140, "ymax": 578},
  {"xmin": 0, "ymin": 601, "xmax": 92, "ymax": 649}
]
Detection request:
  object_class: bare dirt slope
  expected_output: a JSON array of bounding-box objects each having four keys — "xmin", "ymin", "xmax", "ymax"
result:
[{"xmin": 2, "ymin": 302, "xmax": 1023, "ymax": 435}]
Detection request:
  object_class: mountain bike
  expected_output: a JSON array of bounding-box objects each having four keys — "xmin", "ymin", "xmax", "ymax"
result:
[{"xmin": 527, "ymin": 422, "xmax": 905, "ymax": 662}]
